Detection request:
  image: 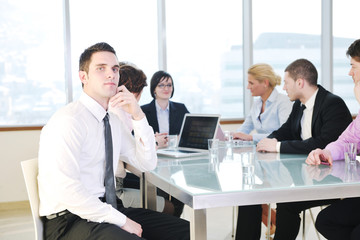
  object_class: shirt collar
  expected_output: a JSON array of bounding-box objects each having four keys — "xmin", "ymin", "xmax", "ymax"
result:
[
  {"xmin": 155, "ymin": 100, "xmax": 169, "ymax": 113},
  {"xmin": 303, "ymin": 88, "xmax": 319, "ymax": 110},
  {"xmin": 79, "ymin": 92, "xmax": 107, "ymax": 122},
  {"xmin": 266, "ymin": 88, "xmax": 279, "ymax": 103}
]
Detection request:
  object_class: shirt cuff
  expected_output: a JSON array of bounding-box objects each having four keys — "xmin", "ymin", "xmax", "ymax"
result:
[{"xmin": 276, "ymin": 142, "xmax": 281, "ymax": 153}]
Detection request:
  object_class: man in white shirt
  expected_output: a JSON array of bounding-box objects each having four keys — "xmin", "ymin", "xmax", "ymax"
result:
[
  {"xmin": 236, "ymin": 59, "xmax": 352, "ymax": 240},
  {"xmin": 37, "ymin": 42, "xmax": 189, "ymax": 240}
]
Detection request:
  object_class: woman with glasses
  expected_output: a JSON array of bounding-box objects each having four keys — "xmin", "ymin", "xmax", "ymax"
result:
[
  {"xmin": 141, "ymin": 70, "xmax": 190, "ymax": 147},
  {"xmin": 141, "ymin": 70, "xmax": 189, "ymax": 217}
]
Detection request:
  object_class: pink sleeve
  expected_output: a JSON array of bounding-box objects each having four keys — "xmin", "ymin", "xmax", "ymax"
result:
[{"xmin": 326, "ymin": 112, "xmax": 360, "ymax": 161}]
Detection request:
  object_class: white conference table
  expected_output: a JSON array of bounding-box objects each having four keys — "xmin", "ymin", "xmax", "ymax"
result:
[{"xmin": 144, "ymin": 145, "xmax": 360, "ymax": 240}]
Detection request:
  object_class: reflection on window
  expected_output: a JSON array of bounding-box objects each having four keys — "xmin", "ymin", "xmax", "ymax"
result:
[
  {"xmin": 166, "ymin": 0, "xmax": 243, "ymax": 118},
  {"xmin": 69, "ymin": 0, "xmax": 158, "ymax": 106},
  {"xmin": 333, "ymin": 0, "xmax": 359, "ymax": 113},
  {"xmin": 0, "ymin": 0, "xmax": 65, "ymax": 125},
  {"xmin": 253, "ymin": 0, "xmax": 321, "ymax": 95}
]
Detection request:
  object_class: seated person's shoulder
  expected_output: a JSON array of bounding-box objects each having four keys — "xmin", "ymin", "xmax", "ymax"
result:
[
  {"xmin": 140, "ymin": 102, "xmax": 152, "ymax": 111},
  {"xmin": 323, "ymin": 90, "xmax": 347, "ymax": 106},
  {"xmin": 170, "ymin": 101, "xmax": 188, "ymax": 110}
]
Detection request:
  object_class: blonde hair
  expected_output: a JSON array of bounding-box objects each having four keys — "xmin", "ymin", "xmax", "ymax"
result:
[{"xmin": 247, "ymin": 63, "xmax": 281, "ymax": 88}]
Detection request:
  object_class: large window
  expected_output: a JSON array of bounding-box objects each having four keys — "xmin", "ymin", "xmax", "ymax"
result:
[
  {"xmin": 1, "ymin": 0, "xmax": 360, "ymax": 127},
  {"xmin": 0, "ymin": 0, "xmax": 65, "ymax": 125},
  {"xmin": 166, "ymin": 0, "xmax": 243, "ymax": 118},
  {"xmin": 69, "ymin": 0, "xmax": 158, "ymax": 106},
  {"xmin": 333, "ymin": 0, "xmax": 359, "ymax": 113},
  {"xmin": 253, "ymin": 0, "xmax": 321, "ymax": 94}
]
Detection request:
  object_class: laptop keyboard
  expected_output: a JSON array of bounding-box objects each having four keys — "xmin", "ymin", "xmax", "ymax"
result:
[{"xmin": 165, "ymin": 149, "xmax": 198, "ymax": 153}]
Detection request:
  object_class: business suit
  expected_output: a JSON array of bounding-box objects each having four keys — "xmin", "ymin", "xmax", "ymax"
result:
[
  {"xmin": 141, "ymin": 99, "xmax": 189, "ymax": 217},
  {"xmin": 141, "ymin": 99, "xmax": 190, "ymax": 135},
  {"xmin": 236, "ymin": 85, "xmax": 352, "ymax": 240},
  {"xmin": 268, "ymin": 85, "xmax": 352, "ymax": 154}
]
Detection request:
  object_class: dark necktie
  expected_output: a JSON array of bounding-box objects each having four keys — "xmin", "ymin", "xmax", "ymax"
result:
[
  {"xmin": 297, "ymin": 104, "xmax": 306, "ymax": 137},
  {"xmin": 103, "ymin": 113, "xmax": 117, "ymax": 208}
]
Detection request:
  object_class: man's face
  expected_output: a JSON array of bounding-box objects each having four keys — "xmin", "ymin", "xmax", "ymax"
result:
[
  {"xmin": 80, "ymin": 51, "xmax": 120, "ymax": 105},
  {"xmin": 349, "ymin": 57, "xmax": 360, "ymax": 84},
  {"xmin": 283, "ymin": 72, "xmax": 299, "ymax": 101}
]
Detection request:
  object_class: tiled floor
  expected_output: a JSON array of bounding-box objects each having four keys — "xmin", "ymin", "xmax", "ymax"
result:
[{"xmin": 0, "ymin": 202, "xmax": 326, "ymax": 240}]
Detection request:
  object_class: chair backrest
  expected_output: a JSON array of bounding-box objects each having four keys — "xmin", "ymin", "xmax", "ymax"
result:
[{"xmin": 21, "ymin": 158, "xmax": 43, "ymax": 240}]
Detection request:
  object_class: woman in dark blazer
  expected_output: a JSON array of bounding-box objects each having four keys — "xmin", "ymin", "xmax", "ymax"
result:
[
  {"xmin": 141, "ymin": 70, "xmax": 189, "ymax": 142},
  {"xmin": 141, "ymin": 70, "xmax": 189, "ymax": 217}
]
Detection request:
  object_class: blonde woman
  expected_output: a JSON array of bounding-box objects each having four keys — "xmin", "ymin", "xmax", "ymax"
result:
[
  {"xmin": 235, "ymin": 63, "xmax": 293, "ymax": 238},
  {"xmin": 233, "ymin": 63, "xmax": 293, "ymax": 142}
]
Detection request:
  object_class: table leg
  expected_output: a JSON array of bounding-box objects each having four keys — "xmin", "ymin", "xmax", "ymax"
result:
[
  {"xmin": 140, "ymin": 172, "xmax": 145, "ymax": 208},
  {"xmin": 189, "ymin": 208, "xmax": 207, "ymax": 240},
  {"xmin": 145, "ymin": 180, "xmax": 157, "ymax": 211}
]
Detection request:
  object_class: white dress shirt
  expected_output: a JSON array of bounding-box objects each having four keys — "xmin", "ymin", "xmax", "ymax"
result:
[
  {"xmin": 301, "ymin": 88, "xmax": 318, "ymax": 140},
  {"xmin": 276, "ymin": 88, "xmax": 319, "ymax": 152},
  {"xmin": 155, "ymin": 100, "xmax": 169, "ymax": 133},
  {"xmin": 38, "ymin": 92, "xmax": 157, "ymax": 227}
]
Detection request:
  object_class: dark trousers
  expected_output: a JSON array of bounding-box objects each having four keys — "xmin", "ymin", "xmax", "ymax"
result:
[
  {"xmin": 236, "ymin": 199, "xmax": 338, "ymax": 240},
  {"xmin": 124, "ymin": 173, "xmax": 184, "ymax": 217},
  {"xmin": 235, "ymin": 205, "xmax": 262, "ymax": 240},
  {"xmin": 315, "ymin": 197, "xmax": 360, "ymax": 240},
  {"xmin": 43, "ymin": 198, "xmax": 190, "ymax": 240}
]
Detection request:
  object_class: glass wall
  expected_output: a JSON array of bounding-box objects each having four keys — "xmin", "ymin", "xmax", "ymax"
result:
[
  {"xmin": 166, "ymin": 0, "xmax": 243, "ymax": 118},
  {"xmin": 253, "ymin": 0, "xmax": 321, "ymax": 95},
  {"xmin": 69, "ymin": 0, "xmax": 158, "ymax": 106},
  {"xmin": 333, "ymin": 0, "xmax": 359, "ymax": 113},
  {"xmin": 0, "ymin": 0, "xmax": 65, "ymax": 125},
  {"xmin": 1, "ymin": 0, "xmax": 359, "ymax": 127}
]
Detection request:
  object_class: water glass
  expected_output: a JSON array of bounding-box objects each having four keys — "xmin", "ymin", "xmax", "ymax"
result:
[
  {"xmin": 167, "ymin": 135, "xmax": 177, "ymax": 150},
  {"xmin": 242, "ymin": 151, "xmax": 255, "ymax": 177},
  {"xmin": 224, "ymin": 130, "xmax": 233, "ymax": 142},
  {"xmin": 208, "ymin": 139, "xmax": 219, "ymax": 160},
  {"xmin": 208, "ymin": 138, "xmax": 219, "ymax": 150},
  {"xmin": 344, "ymin": 163, "xmax": 358, "ymax": 182},
  {"xmin": 344, "ymin": 142, "xmax": 357, "ymax": 165}
]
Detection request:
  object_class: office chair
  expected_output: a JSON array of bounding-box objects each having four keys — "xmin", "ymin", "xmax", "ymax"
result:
[
  {"xmin": 21, "ymin": 158, "xmax": 43, "ymax": 240},
  {"xmin": 302, "ymin": 207, "xmax": 322, "ymax": 240}
]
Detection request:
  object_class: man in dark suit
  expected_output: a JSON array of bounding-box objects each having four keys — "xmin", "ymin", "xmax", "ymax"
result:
[{"xmin": 236, "ymin": 59, "xmax": 352, "ymax": 240}]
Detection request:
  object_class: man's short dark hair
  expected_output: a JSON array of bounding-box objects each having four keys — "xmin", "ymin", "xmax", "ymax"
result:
[
  {"xmin": 118, "ymin": 63, "xmax": 147, "ymax": 94},
  {"xmin": 346, "ymin": 39, "xmax": 360, "ymax": 62},
  {"xmin": 150, "ymin": 70, "xmax": 174, "ymax": 99},
  {"xmin": 79, "ymin": 42, "xmax": 116, "ymax": 73},
  {"xmin": 285, "ymin": 59, "xmax": 318, "ymax": 86}
]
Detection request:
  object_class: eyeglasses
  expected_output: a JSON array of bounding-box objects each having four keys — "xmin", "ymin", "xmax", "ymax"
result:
[{"xmin": 157, "ymin": 84, "xmax": 173, "ymax": 89}]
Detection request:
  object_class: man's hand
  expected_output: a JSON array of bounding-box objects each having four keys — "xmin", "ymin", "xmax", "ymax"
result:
[
  {"xmin": 306, "ymin": 148, "xmax": 333, "ymax": 165},
  {"xmin": 155, "ymin": 132, "xmax": 168, "ymax": 148},
  {"xmin": 110, "ymin": 86, "xmax": 145, "ymax": 120},
  {"xmin": 121, "ymin": 217, "xmax": 143, "ymax": 237},
  {"xmin": 233, "ymin": 132, "xmax": 253, "ymax": 141},
  {"xmin": 256, "ymin": 138, "xmax": 278, "ymax": 152}
]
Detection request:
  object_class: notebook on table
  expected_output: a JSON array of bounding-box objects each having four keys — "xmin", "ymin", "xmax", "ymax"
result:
[{"xmin": 157, "ymin": 114, "xmax": 221, "ymax": 158}]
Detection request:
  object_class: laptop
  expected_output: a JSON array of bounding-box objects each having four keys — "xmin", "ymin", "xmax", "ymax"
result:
[{"xmin": 157, "ymin": 113, "xmax": 221, "ymax": 158}]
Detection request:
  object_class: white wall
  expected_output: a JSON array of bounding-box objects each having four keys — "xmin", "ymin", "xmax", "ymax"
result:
[
  {"xmin": 0, "ymin": 124, "xmax": 240, "ymax": 203},
  {"xmin": 0, "ymin": 130, "xmax": 41, "ymax": 203}
]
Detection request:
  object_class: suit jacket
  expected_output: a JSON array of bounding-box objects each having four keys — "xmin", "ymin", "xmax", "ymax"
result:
[
  {"xmin": 268, "ymin": 85, "xmax": 352, "ymax": 154},
  {"xmin": 141, "ymin": 100, "xmax": 190, "ymax": 135}
]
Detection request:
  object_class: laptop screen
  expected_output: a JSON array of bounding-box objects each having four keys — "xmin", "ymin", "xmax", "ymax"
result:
[{"xmin": 178, "ymin": 114, "xmax": 220, "ymax": 150}]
